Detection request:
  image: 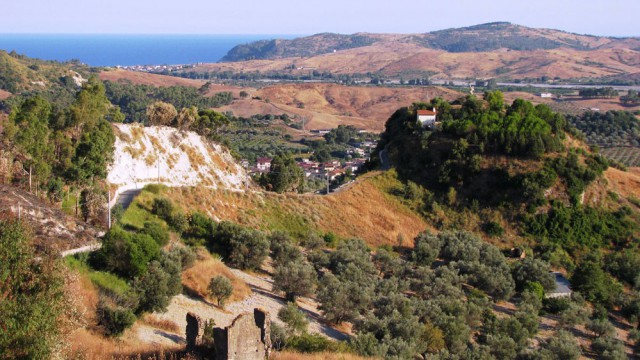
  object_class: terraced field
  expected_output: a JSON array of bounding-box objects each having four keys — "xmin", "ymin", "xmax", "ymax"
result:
[{"xmin": 601, "ymin": 147, "xmax": 640, "ymax": 166}]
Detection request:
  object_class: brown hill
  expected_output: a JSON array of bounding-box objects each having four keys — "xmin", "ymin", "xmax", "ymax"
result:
[
  {"xmin": 201, "ymin": 23, "xmax": 640, "ymax": 81},
  {"xmin": 98, "ymin": 69, "xmax": 244, "ymax": 97},
  {"xmin": 194, "ymin": 44, "xmax": 640, "ymax": 81},
  {"xmin": 222, "ymin": 83, "xmax": 461, "ymax": 132},
  {"xmin": 604, "ymin": 167, "xmax": 640, "ymax": 202}
]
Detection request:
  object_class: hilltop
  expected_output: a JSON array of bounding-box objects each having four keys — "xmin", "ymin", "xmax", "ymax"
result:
[
  {"xmin": 199, "ymin": 22, "xmax": 640, "ymax": 80},
  {"xmin": 0, "ymin": 50, "xmax": 91, "ymax": 95}
]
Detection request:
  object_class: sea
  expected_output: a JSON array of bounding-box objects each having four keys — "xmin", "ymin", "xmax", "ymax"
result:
[{"xmin": 0, "ymin": 34, "xmax": 299, "ymax": 67}]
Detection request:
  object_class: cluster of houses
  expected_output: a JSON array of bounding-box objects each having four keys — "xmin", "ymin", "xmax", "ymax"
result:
[
  {"xmin": 116, "ymin": 64, "xmax": 194, "ymax": 72},
  {"xmin": 245, "ymin": 157, "xmax": 368, "ymax": 181}
]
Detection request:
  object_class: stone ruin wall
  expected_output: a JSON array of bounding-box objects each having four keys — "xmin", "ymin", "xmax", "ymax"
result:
[{"xmin": 186, "ymin": 308, "xmax": 271, "ymax": 360}]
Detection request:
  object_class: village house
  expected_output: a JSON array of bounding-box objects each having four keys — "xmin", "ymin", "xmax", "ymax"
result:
[
  {"xmin": 256, "ymin": 157, "xmax": 272, "ymax": 172},
  {"xmin": 417, "ymin": 108, "xmax": 438, "ymax": 127},
  {"xmin": 539, "ymin": 92, "xmax": 553, "ymax": 98}
]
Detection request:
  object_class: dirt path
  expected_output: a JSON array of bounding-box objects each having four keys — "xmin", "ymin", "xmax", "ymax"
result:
[{"xmin": 135, "ymin": 266, "xmax": 348, "ymax": 346}]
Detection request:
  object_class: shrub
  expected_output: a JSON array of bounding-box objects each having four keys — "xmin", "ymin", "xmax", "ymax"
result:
[
  {"xmin": 512, "ymin": 258, "xmax": 556, "ymax": 292},
  {"xmin": 285, "ymin": 333, "xmax": 338, "ymax": 353},
  {"xmin": 571, "ymin": 258, "xmax": 623, "ymax": 308},
  {"xmin": 186, "ymin": 212, "xmax": 216, "ymax": 239},
  {"xmin": 523, "ymin": 282, "xmax": 544, "ymax": 300},
  {"xmin": 0, "ymin": 219, "xmax": 66, "ymax": 359},
  {"xmin": 301, "ymin": 233, "xmax": 325, "ymax": 250},
  {"xmin": 168, "ymin": 245, "xmax": 196, "ymax": 270},
  {"xmin": 151, "ymin": 197, "xmax": 174, "ymax": 220},
  {"xmin": 543, "ymin": 297, "xmax": 571, "ymax": 314},
  {"xmin": 213, "ymin": 221, "xmax": 270, "ymax": 270},
  {"xmin": 208, "ymin": 275, "xmax": 233, "ymax": 308},
  {"xmin": 270, "ymin": 231, "xmax": 301, "ymax": 265},
  {"xmin": 278, "ymin": 302, "xmax": 309, "ymax": 335},
  {"xmin": 412, "ymin": 231, "xmax": 442, "ymax": 266},
  {"xmin": 97, "ymin": 300, "xmax": 137, "ymax": 336},
  {"xmin": 168, "ymin": 211, "xmax": 188, "ymax": 233},
  {"xmin": 482, "ymin": 221, "xmax": 504, "ymax": 237},
  {"xmin": 141, "ymin": 220, "xmax": 170, "ymax": 246},
  {"xmin": 273, "ymin": 259, "xmax": 317, "ymax": 301},
  {"xmin": 538, "ymin": 330, "xmax": 581, "ymax": 360},
  {"xmin": 94, "ymin": 226, "xmax": 160, "ymax": 278},
  {"xmin": 591, "ymin": 336, "xmax": 627, "ymax": 360},
  {"xmin": 271, "ymin": 323, "xmax": 288, "ymax": 351},
  {"xmin": 587, "ymin": 318, "xmax": 616, "ymax": 338},
  {"xmin": 134, "ymin": 260, "xmax": 172, "ymax": 313}
]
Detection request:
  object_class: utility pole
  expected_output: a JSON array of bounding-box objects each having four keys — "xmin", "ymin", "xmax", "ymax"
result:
[
  {"xmin": 326, "ymin": 173, "xmax": 330, "ymax": 195},
  {"xmin": 107, "ymin": 188, "xmax": 111, "ymax": 229},
  {"xmin": 244, "ymin": 163, "xmax": 249, "ymax": 190},
  {"xmin": 75, "ymin": 189, "xmax": 79, "ymax": 217},
  {"xmin": 29, "ymin": 165, "xmax": 32, "ymax": 193},
  {"xmin": 18, "ymin": 203, "xmax": 21, "ymax": 220}
]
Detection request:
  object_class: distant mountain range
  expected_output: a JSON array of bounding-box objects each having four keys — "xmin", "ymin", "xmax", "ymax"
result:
[
  {"xmin": 212, "ymin": 22, "xmax": 640, "ymax": 81},
  {"xmin": 222, "ymin": 22, "xmax": 640, "ymax": 61}
]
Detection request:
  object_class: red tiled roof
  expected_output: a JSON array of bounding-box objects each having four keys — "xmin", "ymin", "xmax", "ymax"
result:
[{"xmin": 417, "ymin": 109, "xmax": 436, "ymax": 115}]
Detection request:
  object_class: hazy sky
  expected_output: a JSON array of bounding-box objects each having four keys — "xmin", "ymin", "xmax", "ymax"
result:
[{"xmin": 3, "ymin": 0, "xmax": 639, "ymax": 37}]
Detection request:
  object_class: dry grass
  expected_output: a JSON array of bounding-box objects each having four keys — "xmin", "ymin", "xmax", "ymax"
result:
[
  {"xmin": 99, "ymin": 69, "xmax": 206, "ymax": 88},
  {"xmin": 167, "ymin": 153, "xmax": 179, "ymax": 169},
  {"xmin": 210, "ymin": 150, "xmax": 232, "ymax": 174},
  {"xmin": 164, "ymin": 171, "xmax": 429, "ymax": 247},
  {"xmin": 67, "ymin": 327, "xmax": 183, "ymax": 360},
  {"xmin": 141, "ymin": 314, "xmax": 180, "ymax": 333},
  {"xmin": 123, "ymin": 145, "xmax": 144, "ymax": 159},
  {"xmin": 181, "ymin": 256, "xmax": 252, "ymax": 304},
  {"xmin": 144, "ymin": 153, "xmax": 157, "ymax": 166},
  {"xmin": 180, "ymin": 144, "xmax": 205, "ymax": 169},
  {"xmin": 603, "ymin": 167, "xmax": 640, "ymax": 201},
  {"xmin": 149, "ymin": 135, "xmax": 167, "ymax": 154},
  {"xmin": 271, "ymin": 351, "xmax": 377, "ymax": 360},
  {"xmin": 130, "ymin": 125, "xmax": 145, "ymax": 142}
]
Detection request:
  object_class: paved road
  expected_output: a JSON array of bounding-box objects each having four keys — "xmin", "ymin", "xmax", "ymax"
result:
[
  {"xmin": 114, "ymin": 188, "xmax": 142, "ymax": 210},
  {"xmin": 61, "ymin": 188, "xmax": 142, "ymax": 257}
]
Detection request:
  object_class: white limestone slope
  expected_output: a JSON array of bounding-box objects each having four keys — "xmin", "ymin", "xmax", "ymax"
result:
[{"xmin": 107, "ymin": 123, "xmax": 246, "ymax": 200}]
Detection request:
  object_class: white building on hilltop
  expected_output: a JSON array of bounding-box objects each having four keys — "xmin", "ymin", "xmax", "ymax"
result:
[{"xmin": 417, "ymin": 108, "xmax": 438, "ymax": 128}]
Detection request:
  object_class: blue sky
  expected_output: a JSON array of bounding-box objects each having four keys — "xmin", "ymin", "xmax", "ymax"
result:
[{"xmin": 3, "ymin": 0, "xmax": 639, "ymax": 36}]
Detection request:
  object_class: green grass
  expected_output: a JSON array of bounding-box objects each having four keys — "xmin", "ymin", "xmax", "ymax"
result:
[
  {"xmin": 64, "ymin": 256, "xmax": 131, "ymax": 297},
  {"xmin": 257, "ymin": 202, "xmax": 314, "ymax": 240},
  {"xmin": 119, "ymin": 188, "xmax": 166, "ymax": 229},
  {"xmin": 88, "ymin": 271, "xmax": 131, "ymax": 297},
  {"xmin": 61, "ymin": 191, "xmax": 79, "ymax": 216}
]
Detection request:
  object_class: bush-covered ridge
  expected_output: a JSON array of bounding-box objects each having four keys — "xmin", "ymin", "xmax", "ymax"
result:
[{"xmin": 221, "ymin": 33, "xmax": 377, "ymax": 61}]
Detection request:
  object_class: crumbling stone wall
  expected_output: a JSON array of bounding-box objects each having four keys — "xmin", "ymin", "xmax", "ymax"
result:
[
  {"xmin": 214, "ymin": 308, "xmax": 271, "ymax": 360},
  {"xmin": 185, "ymin": 308, "xmax": 271, "ymax": 360},
  {"xmin": 186, "ymin": 312, "xmax": 205, "ymax": 349}
]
